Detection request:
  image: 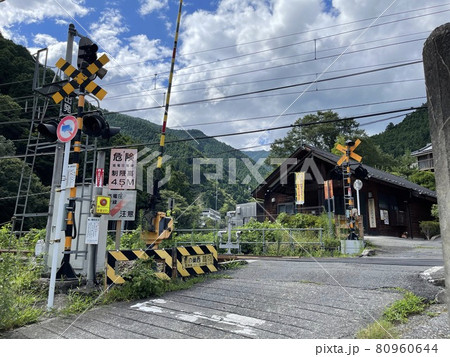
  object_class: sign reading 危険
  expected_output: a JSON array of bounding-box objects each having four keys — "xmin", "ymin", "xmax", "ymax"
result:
[{"xmin": 108, "ymin": 149, "xmax": 137, "ymax": 189}]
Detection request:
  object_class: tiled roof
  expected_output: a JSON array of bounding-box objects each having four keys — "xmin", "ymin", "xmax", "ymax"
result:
[{"xmin": 411, "ymin": 143, "xmax": 433, "ymax": 156}]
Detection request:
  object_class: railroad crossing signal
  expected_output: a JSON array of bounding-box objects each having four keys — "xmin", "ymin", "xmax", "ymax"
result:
[
  {"xmin": 336, "ymin": 139, "xmax": 362, "ymax": 166},
  {"xmin": 51, "ymin": 54, "xmax": 109, "ymax": 104}
]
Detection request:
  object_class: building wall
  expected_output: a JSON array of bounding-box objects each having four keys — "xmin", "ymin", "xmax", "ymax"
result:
[{"xmin": 262, "ymin": 178, "xmax": 434, "ymax": 238}]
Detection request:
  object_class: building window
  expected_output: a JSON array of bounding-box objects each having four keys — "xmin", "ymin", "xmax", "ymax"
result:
[
  {"xmin": 417, "ymin": 154, "xmax": 434, "ymax": 171},
  {"xmin": 277, "ymin": 202, "xmax": 294, "ymax": 214}
]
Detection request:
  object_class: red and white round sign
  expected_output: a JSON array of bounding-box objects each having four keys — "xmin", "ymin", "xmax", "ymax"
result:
[{"xmin": 57, "ymin": 116, "xmax": 78, "ymax": 143}]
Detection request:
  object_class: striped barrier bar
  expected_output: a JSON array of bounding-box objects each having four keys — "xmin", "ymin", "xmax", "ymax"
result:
[
  {"xmin": 176, "ymin": 245, "xmax": 218, "ymax": 277},
  {"xmin": 105, "ymin": 245, "xmax": 218, "ymax": 288},
  {"xmin": 105, "ymin": 248, "xmax": 172, "ymax": 287}
]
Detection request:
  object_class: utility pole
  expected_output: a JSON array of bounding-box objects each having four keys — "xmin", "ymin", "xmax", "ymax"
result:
[
  {"xmin": 422, "ymin": 23, "xmax": 450, "ymax": 325},
  {"xmin": 44, "ymin": 23, "xmax": 76, "ymax": 266}
]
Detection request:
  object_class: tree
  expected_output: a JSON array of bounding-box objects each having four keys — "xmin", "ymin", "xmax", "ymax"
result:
[
  {"xmin": 268, "ymin": 111, "xmax": 363, "ymax": 161},
  {"xmin": 408, "ymin": 170, "xmax": 436, "ymax": 191},
  {"xmin": 0, "ymin": 157, "xmax": 49, "ymax": 228},
  {"xmin": 0, "ymin": 135, "xmax": 15, "ymax": 157},
  {"xmin": 156, "ymin": 189, "xmax": 201, "ymax": 229},
  {"xmin": 0, "ymin": 95, "xmax": 27, "ymax": 142},
  {"xmin": 371, "ymin": 106, "xmax": 430, "ymax": 158}
]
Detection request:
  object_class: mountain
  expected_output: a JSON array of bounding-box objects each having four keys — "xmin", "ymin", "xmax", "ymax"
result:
[
  {"xmin": 370, "ymin": 106, "xmax": 430, "ymax": 157},
  {"xmin": 242, "ymin": 150, "xmax": 270, "ymax": 162}
]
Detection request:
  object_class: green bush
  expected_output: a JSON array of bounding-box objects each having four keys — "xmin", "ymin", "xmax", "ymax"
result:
[
  {"xmin": 419, "ymin": 221, "xmax": 440, "ymax": 240},
  {"xmin": 0, "ymin": 254, "xmax": 45, "ymax": 331},
  {"xmin": 383, "ymin": 291, "xmax": 427, "ymax": 323},
  {"xmin": 0, "ymin": 224, "xmax": 45, "ymax": 251},
  {"xmin": 105, "ymin": 259, "xmax": 166, "ymax": 302}
]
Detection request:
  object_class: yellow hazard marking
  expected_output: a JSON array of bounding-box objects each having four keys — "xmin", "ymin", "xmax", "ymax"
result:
[
  {"xmin": 193, "ymin": 266, "xmax": 204, "ymax": 274},
  {"xmin": 52, "ymin": 92, "xmax": 64, "ymax": 104},
  {"xmin": 110, "ymin": 251, "xmax": 128, "ymax": 261},
  {"xmin": 95, "ymin": 88, "xmax": 107, "ymax": 100},
  {"xmin": 133, "ymin": 250, "xmax": 149, "ymax": 260},
  {"xmin": 336, "ymin": 144, "xmax": 346, "ymax": 153},
  {"xmin": 205, "ymin": 245, "xmax": 218, "ymax": 259},
  {"xmin": 84, "ymin": 81, "xmax": 97, "ymax": 93},
  {"xmin": 53, "ymin": 55, "xmax": 109, "ymax": 103},
  {"xmin": 207, "ymin": 264, "xmax": 218, "ymax": 272},
  {"xmin": 107, "ymin": 268, "xmax": 125, "ymax": 284},
  {"xmin": 176, "ymin": 260, "xmax": 190, "ymax": 277},
  {"xmin": 97, "ymin": 54, "xmax": 109, "ymax": 66},
  {"xmin": 337, "ymin": 155, "xmax": 348, "ymax": 166},
  {"xmin": 55, "ymin": 58, "xmax": 66, "ymax": 69},
  {"xmin": 159, "ymin": 134, "xmax": 166, "ymax": 147},
  {"xmin": 177, "ymin": 247, "xmax": 190, "ymax": 256},
  {"xmin": 192, "ymin": 246, "xmax": 204, "ymax": 255},
  {"xmin": 155, "ymin": 272, "xmax": 170, "ymax": 280},
  {"xmin": 350, "ymin": 152, "xmax": 362, "ymax": 162}
]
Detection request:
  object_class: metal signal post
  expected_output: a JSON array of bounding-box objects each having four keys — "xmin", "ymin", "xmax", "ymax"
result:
[
  {"xmin": 336, "ymin": 139, "xmax": 362, "ymax": 240},
  {"xmin": 49, "ymin": 38, "xmax": 110, "ymax": 279}
]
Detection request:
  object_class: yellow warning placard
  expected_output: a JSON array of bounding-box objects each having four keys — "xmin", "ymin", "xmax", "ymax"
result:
[{"xmin": 95, "ymin": 195, "xmax": 111, "ymax": 215}]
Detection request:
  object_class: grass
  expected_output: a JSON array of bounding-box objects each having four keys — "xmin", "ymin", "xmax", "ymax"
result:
[
  {"xmin": 356, "ymin": 290, "xmax": 428, "ymax": 339},
  {"xmin": 356, "ymin": 320, "xmax": 399, "ymax": 339}
]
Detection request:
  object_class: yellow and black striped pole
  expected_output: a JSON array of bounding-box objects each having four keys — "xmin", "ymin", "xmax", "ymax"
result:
[
  {"xmin": 345, "ymin": 145, "xmax": 357, "ymax": 240},
  {"xmin": 156, "ymin": 0, "xmax": 183, "ymax": 169},
  {"xmin": 56, "ymin": 90, "xmax": 85, "ymax": 279}
]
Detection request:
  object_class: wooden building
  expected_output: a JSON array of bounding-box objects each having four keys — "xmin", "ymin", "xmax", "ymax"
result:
[{"xmin": 253, "ymin": 145, "xmax": 437, "ymax": 238}]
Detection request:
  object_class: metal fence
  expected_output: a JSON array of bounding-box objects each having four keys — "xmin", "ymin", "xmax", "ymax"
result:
[{"xmin": 173, "ymin": 227, "xmax": 325, "ymax": 255}]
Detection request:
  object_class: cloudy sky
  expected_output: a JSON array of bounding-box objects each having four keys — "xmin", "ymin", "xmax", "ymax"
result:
[{"xmin": 0, "ymin": 0, "xmax": 449, "ymax": 151}]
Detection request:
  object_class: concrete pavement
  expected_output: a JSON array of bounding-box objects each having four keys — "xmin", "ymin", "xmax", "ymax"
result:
[{"xmin": 1, "ymin": 235, "xmax": 447, "ymax": 339}]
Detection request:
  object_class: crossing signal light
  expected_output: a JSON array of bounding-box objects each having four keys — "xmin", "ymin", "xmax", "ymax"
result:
[
  {"xmin": 354, "ymin": 164, "xmax": 368, "ymax": 179},
  {"xmin": 329, "ymin": 166, "xmax": 343, "ymax": 180},
  {"xmin": 36, "ymin": 120, "xmax": 59, "ymax": 141},
  {"xmin": 77, "ymin": 36, "xmax": 98, "ymax": 69},
  {"xmin": 82, "ymin": 112, "xmax": 120, "ymax": 139}
]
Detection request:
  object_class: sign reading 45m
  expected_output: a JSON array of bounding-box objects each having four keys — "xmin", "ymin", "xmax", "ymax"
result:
[{"xmin": 108, "ymin": 149, "xmax": 137, "ymax": 189}]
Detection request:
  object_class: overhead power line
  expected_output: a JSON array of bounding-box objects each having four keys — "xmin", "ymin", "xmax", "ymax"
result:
[
  {"xmin": 104, "ymin": 3, "xmax": 450, "ymax": 70},
  {"xmin": 102, "ymin": 60, "xmax": 422, "ymax": 114},
  {"xmin": 0, "ymin": 106, "xmax": 427, "ymax": 161}
]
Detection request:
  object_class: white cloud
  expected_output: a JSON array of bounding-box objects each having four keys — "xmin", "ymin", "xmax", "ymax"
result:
[
  {"xmin": 143, "ymin": 0, "xmax": 447, "ymax": 149},
  {"xmin": 138, "ymin": 0, "xmax": 168, "ymax": 16},
  {"xmin": 3, "ymin": 0, "xmax": 449, "ymax": 150},
  {"xmin": 0, "ymin": 0, "xmax": 89, "ymax": 31},
  {"xmin": 33, "ymin": 34, "xmax": 59, "ymax": 47}
]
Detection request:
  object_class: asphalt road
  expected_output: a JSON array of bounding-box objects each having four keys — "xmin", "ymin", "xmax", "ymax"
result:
[{"xmin": 1, "ymin": 235, "xmax": 445, "ymax": 339}]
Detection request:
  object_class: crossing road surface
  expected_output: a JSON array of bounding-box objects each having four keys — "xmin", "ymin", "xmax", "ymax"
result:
[{"xmin": 2, "ymin": 235, "xmax": 443, "ymax": 339}]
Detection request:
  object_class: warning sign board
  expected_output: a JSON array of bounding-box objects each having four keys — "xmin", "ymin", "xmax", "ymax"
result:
[
  {"xmin": 95, "ymin": 196, "xmax": 111, "ymax": 215},
  {"xmin": 108, "ymin": 149, "xmax": 137, "ymax": 190},
  {"xmin": 108, "ymin": 190, "xmax": 136, "ymax": 221}
]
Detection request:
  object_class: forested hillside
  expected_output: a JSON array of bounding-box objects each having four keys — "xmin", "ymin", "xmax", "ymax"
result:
[{"xmin": 371, "ymin": 106, "xmax": 430, "ymax": 157}]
